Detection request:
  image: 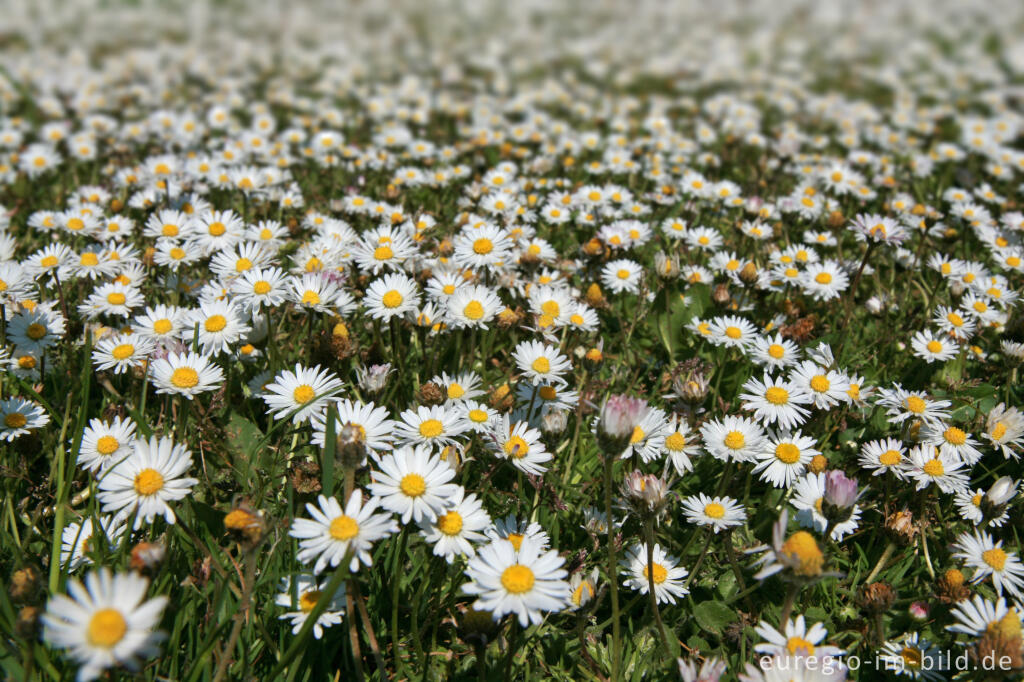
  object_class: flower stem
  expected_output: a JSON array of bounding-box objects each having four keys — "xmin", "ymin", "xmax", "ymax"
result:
[
  {"xmin": 603, "ymin": 454, "xmax": 621, "ymax": 681},
  {"xmin": 643, "ymin": 518, "xmax": 671, "ymax": 654}
]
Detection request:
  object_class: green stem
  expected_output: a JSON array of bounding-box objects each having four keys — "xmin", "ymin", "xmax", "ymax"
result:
[{"xmin": 603, "ymin": 454, "xmax": 621, "ymax": 681}]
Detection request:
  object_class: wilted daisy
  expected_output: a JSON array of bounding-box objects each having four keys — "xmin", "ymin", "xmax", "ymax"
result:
[
  {"xmin": 462, "ymin": 535, "xmax": 571, "ymax": 627},
  {"xmin": 91, "ymin": 334, "xmax": 155, "ymax": 375},
  {"xmin": 739, "ymin": 374, "xmax": 812, "ymax": 430},
  {"xmin": 0, "ymin": 397, "xmax": 50, "ymax": 441},
  {"xmin": 97, "ymin": 436, "xmax": 199, "ymax": 527},
  {"xmin": 60, "ymin": 516, "xmax": 127, "ymax": 570},
  {"xmin": 42, "ymin": 568, "xmax": 168, "ymax": 682},
  {"xmin": 620, "ymin": 543, "xmax": 689, "ymax": 604},
  {"xmin": 261, "ymin": 364, "xmax": 343, "ymax": 424},
  {"xmin": 149, "ymin": 351, "xmax": 224, "ymax": 399},
  {"xmin": 952, "ymin": 530, "xmax": 1024, "ymax": 600},
  {"xmin": 78, "ymin": 416, "xmax": 137, "ymax": 473},
  {"xmin": 418, "ymin": 487, "xmax": 492, "ymax": 563},
  {"xmin": 753, "ymin": 431, "xmax": 819, "ymax": 488},
  {"xmin": 486, "ymin": 414, "xmax": 552, "ymax": 475},
  {"xmin": 368, "ymin": 445, "xmax": 459, "ymax": 523},
  {"xmin": 512, "ymin": 340, "xmax": 572, "ymax": 385},
  {"xmin": 275, "ymin": 574, "xmax": 346, "ymax": 639},
  {"xmin": 290, "ymin": 492, "xmax": 397, "ymax": 574},
  {"xmin": 700, "ymin": 415, "xmax": 766, "ymax": 463},
  {"xmin": 681, "ymin": 494, "xmax": 747, "ymax": 533}
]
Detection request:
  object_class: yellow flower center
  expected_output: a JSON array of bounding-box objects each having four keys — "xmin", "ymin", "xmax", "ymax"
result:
[
  {"xmin": 879, "ymin": 449, "xmax": 901, "ymax": 466},
  {"xmin": 905, "ymin": 396, "xmax": 926, "ymax": 413},
  {"xmin": 153, "ymin": 319, "xmax": 173, "ymax": 335},
  {"xmin": 765, "ymin": 387, "xmax": 789, "ymax": 405},
  {"xmin": 87, "ymin": 608, "xmax": 127, "ymax": 648},
  {"xmin": 329, "ymin": 515, "xmax": 359, "ymax": 540},
  {"xmin": 815, "ymin": 272, "xmax": 832, "ymax": 285},
  {"xmin": 112, "ymin": 344, "xmax": 135, "ymax": 360},
  {"xmin": 374, "ymin": 246, "xmax": 394, "ymax": 261},
  {"xmin": 725, "ymin": 326, "xmax": 742, "ymax": 339},
  {"xmin": 630, "ymin": 426, "xmax": 645, "ymax": 444},
  {"xmin": 4, "ymin": 413, "xmax": 27, "ymax": 429},
  {"xmin": 943, "ymin": 427, "xmax": 967, "ymax": 446},
  {"xmin": 80, "ymin": 252, "xmax": 99, "ymax": 266},
  {"xmin": 253, "ymin": 281, "xmax": 272, "ymax": 295},
  {"xmin": 107, "ymin": 293, "xmax": 127, "ymax": 305},
  {"xmin": 643, "ymin": 562, "xmax": 668, "ymax": 584},
  {"xmin": 293, "ymin": 385, "xmax": 316, "ymax": 404},
  {"xmin": 162, "ymin": 223, "xmax": 179, "ymax": 237},
  {"xmin": 664, "ymin": 432, "xmax": 686, "ymax": 451},
  {"xmin": 381, "ymin": 290, "xmax": 403, "ymax": 308},
  {"xmin": 299, "ymin": 589, "xmax": 322, "ymax": 613},
  {"xmin": 787, "ymin": 636, "xmax": 816, "ymax": 655},
  {"xmin": 775, "ymin": 443, "xmax": 801, "ymax": 464},
  {"xmin": 724, "ymin": 431, "xmax": 746, "ymax": 450},
  {"xmin": 922, "ymin": 459, "xmax": 944, "ymax": 477},
  {"xmin": 473, "ymin": 238, "xmax": 494, "ymax": 255},
  {"xmin": 447, "ymin": 384, "xmax": 465, "ymax": 400},
  {"xmin": 947, "ymin": 312, "xmax": 964, "ymax": 327},
  {"xmin": 399, "ymin": 473, "xmax": 427, "ymax": 497},
  {"xmin": 171, "ymin": 367, "xmax": 199, "ymax": 388},
  {"xmin": 205, "ymin": 315, "xmax": 227, "ymax": 332},
  {"xmin": 133, "ymin": 468, "xmax": 165, "ymax": 495},
  {"xmin": 768, "ymin": 344, "xmax": 785, "ymax": 359},
  {"xmin": 169, "ymin": 247, "xmax": 186, "ymax": 260},
  {"xmin": 40, "ymin": 255, "xmax": 58, "ymax": 267},
  {"xmin": 991, "ymin": 422, "xmax": 1008, "ymax": 441},
  {"xmin": 781, "ymin": 531, "xmax": 824, "ymax": 576},
  {"xmin": 464, "ymin": 301, "xmax": 485, "ymax": 320},
  {"xmin": 617, "ymin": 269, "xmax": 630, "ymax": 280},
  {"xmin": 468, "ymin": 409, "xmax": 488, "ymax": 423},
  {"xmin": 26, "ymin": 323, "xmax": 47, "ymax": 340},
  {"xmin": 531, "ymin": 357, "xmax": 551, "ymax": 373},
  {"xmin": 809, "ymin": 375, "xmax": 830, "ymax": 392},
  {"xmin": 438, "ymin": 511, "xmax": 464, "ymax": 536},
  {"xmin": 501, "ymin": 564, "xmax": 535, "ymax": 593},
  {"xmin": 235, "ymin": 258, "xmax": 252, "ymax": 272},
  {"xmin": 926, "ymin": 340, "xmax": 943, "ymax": 353},
  {"xmin": 704, "ymin": 503, "xmax": 725, "ymax": 519},
  {"xmin": 505, "ymin": 435, "xmax": 530, "ymax": 458},
  {"xmin": 983, "ymin": 548, "xmax": 1008, "ymax": 571}
]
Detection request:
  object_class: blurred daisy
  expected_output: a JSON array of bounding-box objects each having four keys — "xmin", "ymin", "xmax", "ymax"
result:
[
  {"xmin": 754, "ymin": 615, "xmax": 843, "ymax": 658},
  {"xmin": 60, "ymin": 516, "xmax": 127, "ymax": 570},
  {"xmin": 0, "ymin": 397, "xmax": 50, "ymax": 441},
  {"xmin": 275, "ymin": 573, "xmax": 345, "ymax": 639},
  {"xmin": 878, "ymin": 632, "xmax": 944, "ymax": 680}
]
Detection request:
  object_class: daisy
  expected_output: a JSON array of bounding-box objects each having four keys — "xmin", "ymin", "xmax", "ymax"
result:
[
  {"xmin": 910, "ymin": 329, "xmax": 958, "ymax": 363},
  {"xmin": 261, "ymin": 364, "xmax": 343, "ymax": 424},
  {"xmin": 877, "ymin": 385, "xmax": 951, "ymax": 425},
  {"xmin": 7, "ymin": 308, "xmax": 65, "ymax": 354},
  {"xmin": 458, "ymin": 401, "xmax": 498, "ymax": 433},
  {"xmin": 800, "ymin": 261, "xmax": 849, "ymax": 301},
  {"xmin": 78, "ymin": 416, "xmax": 137, "ymax": 473},
  {"xmin": 288, "ymin": 273, "xmax": 351, "ymax": 316},
  {"xmin": 462, "ymin": 535, "xmax": 571, "ymax": 626},
  {"xmin": 149, "ymin": 352, "xmax": 224, "ymax": 399},
  {"xmin": 512, "ymin": 340, "xmax": 572, "ymax": 385},
  {"xmin": 60, "ymin": 516, "xmax": 127, "ymax": 571},
  {"xmin": 431, "ymin": 371, "xmax": 484, "ymax": 404},
  {"xmin": 933, "ymin": 306, "xmax": 976, "ymax": 341},
  {"xmin": 394, "ymin": 404, "xmax": 467, "ymax": 451},
  {"xmin": 739, "ymin": 374, "xmax": 813, "ymax": 430},
  {"xmin": 681, "ymin": 494, "xmax": 747, "ymax": 533},
  {"xmin": 0, "ymin": 397, "xmax": 50, "ymax": 441},
  {"xmin": 753, "ymin": 431, "xmax": 819, "ymax": 489},
  {"xmin": 231, "ymin": 266, "xmax": 288, "ymax": 313},
  {"xmin": 619, "ymin": 406, "xmax": 668, "ymax": 462},
  {"xmin": 953, "ymin": 530, "xmax": 1024, "ymax": 600},
  {"xmin": 567, "ymin": 569, "xmax": 599, "ymax": 611},
  {"xmin": 789, "ymin": 361, "xmax": 851, "ymax": 410},
  {"xmin": 368, "ymin": 445, "xmax": 459, "ymax": 524},
  {"xmin": 752, "ymin": 510, "xmax": 827, "ymax": 582},
  {"xmin": 91, "ymin": 334, "xmax": 155, "ymax": 375},
  {"xmin": 97, "ymin": 436, "xmax": 199, "ymax": 527},
  {"xmin": 984, "ymin": 403, "xmax": 1024, "ymax": 459},
  {"xmin": 41, "ymin": 568, "xmax": 168, "ymax": 682},
  {"xmin": 290, "ymin": 492, "xmax": 397, "ymax": 574},
  {"xmin": 708, "ymin": 315, "xmax": 758, "ymax": 350},
  {"xmin": 311, "ymin": 399, "xmax": 395, "ymax": 456},
  {"xmin": 446, "ymin": 284, "xmax": 502, "ymax": 328},
  {"xmin": 453, "ymin": 223, "xmax": 512, "ymax": 270},
  {"xmin": 919, "ymin": 421, "xmax": 983, "ymax": 465},
  {"xmin": 791, "ymin": 473, "xmax": 862, "ymax": 541},
  {"xmin": 660, "ymin": 416, "xmax": 701, "ymax": 475},
  {"xmin": 600, "ymin": 259, "xmax": 643, "ymax": 294},
  {"xmin": 754, "ymin": 616, "xmax": 843, "ymax": 658},
  {"xmin": 620, "ymin": 543, "xmax": 689, "ymax": 604},
  {"xmin": 418, "ymin": 487, "xmax": 492, "ymax": 563},
  {"xmin": 486, "ymin": 414, "xmax": 552, "ymax": 475},
  {"xmin": 750, "ymin": 334, "xmax": 801, "ymax": 371},
  {"xmin": 185, "ymin": 300, "xmax": 251, "ymax": 355},
  {"xmin": 364, "ymin": 272, "xmax": 421, "ymax": 321},
  {"xmin": 275, "ymin": 573, "xmax": 346, "ymax": 639},
  {"xmin": 878, "ymin": 633, "xmax": 945, "ymax": 680},
  {"xmin": 905, "ymin": 446, "xmax": 970, "ymax": 494},
  {"xmin": 857, "ymin": 438, "xmax": 907, "ymax": 478},
  {"xmin": 79, "ymin": 282, "xmax": 144, "ymax": 319},
  {"xmin": 947, "ymin": 594, "xmax": 1016, "ymax": 637},
  {"xmin": 700, "ymin": 415, "xmax": 766, "ymax": 463},
  {"xmin": 133, "ymin": 306, "xmax": 186, "ymax": 343}
]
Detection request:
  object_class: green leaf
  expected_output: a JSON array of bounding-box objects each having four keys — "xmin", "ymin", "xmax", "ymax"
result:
[{"xmin": 693, "ymin": 599, "xmax": 736, "ymax": 635}]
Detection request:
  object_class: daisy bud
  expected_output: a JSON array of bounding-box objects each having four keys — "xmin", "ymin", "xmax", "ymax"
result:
[
  {"xmin": 738, "ymin": 261, "xmax": 758, "ymax": 284},
  {"xmin": 620, "ymin": 470, "xmax": 669, "ymax": 517},
  {"xmin": 457, "ymin": 606, "xmax": 500, "ymax": 647},
  {"xmin": 672, "ymin": 369, "xmax": 710, "ymax": 405},
  {"xmin": 9, "ymin": 565, "xmax": 42, "ymax": 603},
  {"xmin": 822, "ymin": 470, "xmax": 859, "ymax": 523},
  {"xmin": 584, "ymin": 346, "xmax": 604, "ymax": 369},
  {"xmin": 653, "ymin": 252, "xmax": 679, "ymax": 280},
  {"xmin": 972, "ymin": 615, "xmax": 1024, "ymax": 671},
  {"xmin": 908, "ymin": 601, "xmax": 930, "ymax": 621},
  {"xmin": 584, "ymin": 282, "xmax": 606, "ymax": 308},
  {"xmin": 489, "ymin": 383, "xmax": 514, "ymax": 411},
  {"xmin": 808, "ymin": 454, "xmax": 828, "ymax": 474},
  {"xmin": 711, "ymin": 283, "xmax": 731, "ymax": 305},
  {"xmin": 496, "ymin": 306, "xmax": 523, "ymax": 329},
  {"xmin": 356, "ymin": 363, "xmax": 393, "ymax": 396},
  {"xmin": 129, "ymin": 541, "xmax": 166, "ymax": 574},
  {"xmin": 936, "ymin": 568, "xmax": 970, "ymax": 604},
  {"xmin": 336, "ymin": 421, "xmax": 368, "ymax": 469},
  {"xmin": 985, "ymin": 476, "xmax": 1018, "ymax": 509},
  {"xmin": 597, "ymin": 395, "xmax": 648, "ymax": 455},
  {"xmin": 224, "ymin": 504, "xmax": 267, "ymax": 550},
  {"xmin": 16, "ymin": 605, "xmax": 40, "ymax": 639},
  {"xmin": 884, "ymin": 509, "xmax": 920, "ymax": 545},
  {"xmin": 541, "ymin": 409, "xmax": 569, "ymax": 435}
]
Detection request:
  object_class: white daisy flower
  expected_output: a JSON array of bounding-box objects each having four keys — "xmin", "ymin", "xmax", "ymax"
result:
[
  {"xmin": 261, "ymin": 364, "xmax": 343, "ymax": 424},
  {"xmin": 394, "ymin": 404, "xmax": 467, "ymax": 451},
  {"xmin": 953, "ymin": 530, "xmax": 1024, "ymax": 600},
  {"xmin": 754, "ymin": 615, "xmax": 843, "ymax": 659},
  {"xmin": 368, "ymin": 445, "xmax": 459, "ymax": 524},
  {"xmin": 446, "ymin": 284, "xmax": 503, "ymax": 328},
  {"xmin": 486, "ymin": 414, "xmax": 552, "ymax": 475},
  {"xmin": 753, "ymin": 431, "xmax": 819, "ymax": 489},
  {"xmin": 290, "ymin": 492, "xmax": 397, "ymax": 574},
  {"xmin": 700, "ymin": 415, "xmax": 766, "ymax": 463},
  {"xmin": 878, "ymin": 632, "xmax": 945, "ymax": 680},
  {"xmin": 418, "ymin": 487, "xmax": 492, "ymax": 563},
  {"xmin": 0, "ymin": 397, "xmax": 50, "ymax": 441},
  {"xmin": 512, "ymin": 340, "xmax": 572, "ymax": 385},
  {"xmin": 739, "ymin": 374, "xmax": 813, "ymax": 430},
  {"xmin": 78, "ymin": 416, "xmax": 137, "ymax": 473},
  {"xmin": 857, "ymin": 438, "xmax": 907, "ymax": 479},
  {"xmin": 789, "ymin": 361, "xmax": 851, "ymax": 410},
  {"xmin": 60, "ymin": 516, "xmax": 127, "ymax": 570},
  {"xmin": 791, "ymin": 472, "xmax": 862, "ymax": 541},
  {"xmin": 185, "ymin": 300, "xmax": 251, "ymax": 355},
  {"xmin": 133, "ymin": 305, "xmax": 186, "ymax": 342},
  {"xmin": 660, "ymin": 416, "xmax": 701, "ymax": 475},
  {"xmin": 311, "ymin": 398, "xmax": 396, "ymax": 457},
  {"xmin": 918, "ymin": 421, "xmax": 983, "ymax": 465},
  {"xmin": 91, "ymin": 334, "xmax": 155, "ymax": 375},
  {"xmin": 681, "ymin": 494, "xmax": 747, "ymax": 533},
  {"xmin": 905, "ymin": 445, "xmax": 970, "ymax": 494},
  {"xmin": 364, "ymin": 272, "xmax": 421, "ymax": 321},
  {"xmin": 620, "ymin": 542, "xmax": 689, "ymax": 604},
  {"xmin": 149, "ymin": 352, "xmax": 224, "ymax": 399},
  {"xmin": 97, "ymin": 436, "xmax": 198, "ymax": 527},
  {"xmin": 275, "ymin": 573, "xmax": 346, "ymax": 639}
]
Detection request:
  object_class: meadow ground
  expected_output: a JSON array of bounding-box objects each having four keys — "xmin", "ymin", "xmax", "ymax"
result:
[{"xmin": 1, "ymin": 0, "xmax": 1024, "ymax": 680}]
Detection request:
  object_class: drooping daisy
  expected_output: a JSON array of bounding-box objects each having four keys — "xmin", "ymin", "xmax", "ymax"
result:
[
  {"xmin": 754, "ymin": 616, "xmax": 843, "ymax": 659},
  {"xmin": 512, "ymin": 340, "xmax": 573, "ymax": 385},
  {"xmin": 0, "ymin": 397, "xmax": 51, "ymax": 441},
  {"xmin": 463, "ymin": 535, "xmax": 571, "ymax": 626},
  {"xmin": 98, "ymin": 436, "xmax": 199, "ymax": 527},
  {"xmin": 41, "ymin": 568, "xmax": 168, "ymax": 682},
  {"xmin": 78, "ymin": 416, "xmax": 137, "ymax": 473},
  {"xmin": 91, "ymin": 334, "xmax": 155, "ymax": 375},
  {"xmin": 290, "ymin": 492, "xmax": 397, "ymax": 574},
  {"xmin": 681, "ymin": 494, "xmax": 747, "ymax": 533},
  {"xmin": 418, "ymin": 487, "xmax": 492, "ymax": 563},
  {"xmin": 753, "ymin": 431, "xmax": 819, "ymax": 489},
  {"xmin": 515, "ymin": 382, "xmax": 580, "ymax": 417},
  {"xmin": 620, "ymin": 542, "xmax": 689, "ymax": 604},
  {"xmin": 261, "ymin": 364, "xmax": 343, "ymax": 424},
  {"xmin": 149, "ymin": 352, "xmax": 224, "ymax": 399},
  {"xmin": 953, "ymin": 530, "xmax": 1024, "ymax": 600},
  {"xmin": 486, "ymin": 414, "xmax": 552, "ymax": 475},
  {"xmin": 60, "ymin": 516, "xmax": 127, "ymax": 571},
  {"xmin": 700, "ymin": 415, "xmax": 766, "ymax": 463},
  {"xmin": 857, "ymin": 438, "xmax": 907, "ymax": 479},
  {"xmin": 739, "ymin": 374, "xmax": 812, "ymax": 430},
  {"xmin": 791, "ymin": 472, "xmax": 862, "ymax": 541},
  {"xmin": 368, "ymin": 445, "xmax": 459, "ymax": 523}
]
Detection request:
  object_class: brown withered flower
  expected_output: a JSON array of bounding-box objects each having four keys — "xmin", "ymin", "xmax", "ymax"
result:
[
  {"xmin": 9, "ymin": 566, "xmax": 42, "ymax": 604},
  {"xmin": 224, "ymin": 502, "xmax": 267, "ymax": 550},
  {"xmin": 417, "ymin": 381, "xmax": 445, "ymax": 406},
  {"xmin": 857, "ymin": 582, "xmax": 897, "ymax": 614},
  {"xmin": 936, "ymin": 568, "xmax": 971, "ymax": 604},
  {"xmin": 885, "ymin": 509, "xmax": 921, "ymax": 545}
]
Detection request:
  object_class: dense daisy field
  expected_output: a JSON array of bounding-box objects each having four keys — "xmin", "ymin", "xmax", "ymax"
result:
[{"xmin": 2, "ymin": 0, "xmax": 1024, "ymax": 679}]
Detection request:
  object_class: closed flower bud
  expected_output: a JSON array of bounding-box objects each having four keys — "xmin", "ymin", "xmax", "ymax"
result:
[
  {"xmin": 711, "ymin": 283, "xmax": 731, "ymax": 305},
  {"xmin": 822, "ymin": 470, "xmax": 859, "ymax": 523},
  {"xmin": 337, "ymin": 421, "xmax": 368, "ymax": 469},
  {"xmin": 224, "ymin": 503, "xmax": 267, "ymax": 550},
  {"xmin": 130, "ymin": 541, "xmax": 166, "ymax": 573},
  {"xmin": 738, "ymin": 261, "xmax": 758, "ymax": 284},
  {"xmin": 356, "ymin": 363, "xmax": 393, "ymax": 396},
  {"xmin": 417, "ymin": 381, "xmax": 445, "ymax": 406},
  {"xmin": 654, "ymin": 252, "xmax": 680, "ymax": 280},
  {"xmin": 585, "ymin": 283, "xmax": 606, "ymax": 308},
  {"xmin": 857, "ymin": 582, "xmax": 897, "ymax": 614},
  {"xmin": 597, "ymin": 395, "xmax": 648, "ymax": 455},
  {"xmin": 9, "ymin": 566, "xmax": 42, "ymax": 604},
  {"xmin": 541, "ymin": 409, "xmax": 569, "ymax": 435},
  {"xmin": 808, "ymin": 454, "xmax": 828, "ymax": 474}
]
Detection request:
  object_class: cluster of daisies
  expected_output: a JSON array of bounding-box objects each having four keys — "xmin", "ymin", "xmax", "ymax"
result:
[{"xmin": 2, "ymin": 0, "xmax": 1024, "ymax": 680}]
